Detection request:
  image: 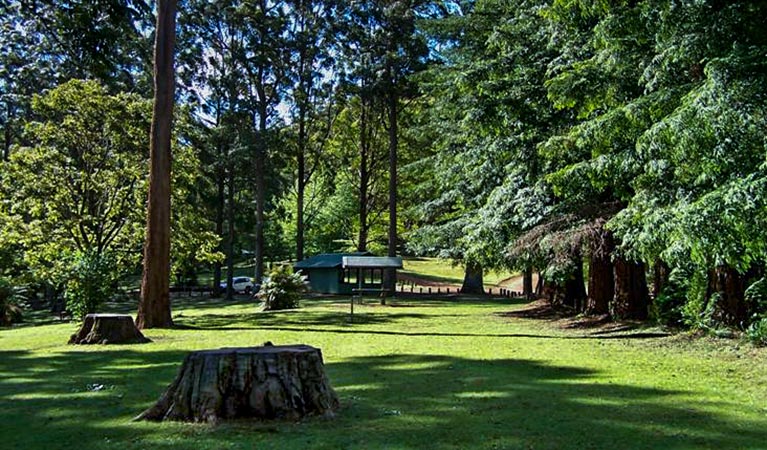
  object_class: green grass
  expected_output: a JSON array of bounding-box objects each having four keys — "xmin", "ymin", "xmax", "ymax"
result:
[
  {"xmin": 401, "ymin": 257, "xmax": 516, "ymax": 286},
  {"xmin": 2, "ymin": 296, "xmax": 767, "ymax": 449}
]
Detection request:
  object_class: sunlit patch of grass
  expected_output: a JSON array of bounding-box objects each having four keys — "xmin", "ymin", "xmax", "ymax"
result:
[{"xmin": 401, "ymin": 257, "xmax": 517, "ymax": 287}]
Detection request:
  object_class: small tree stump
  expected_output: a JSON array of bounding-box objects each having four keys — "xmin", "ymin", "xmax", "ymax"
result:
[
  {"xmin": 135, "ymin": 344, "xmax": 340, "ymax": 423},
  {"xmin": 68, "ymin": 313, "xmax": 150, "ymax": 345}
]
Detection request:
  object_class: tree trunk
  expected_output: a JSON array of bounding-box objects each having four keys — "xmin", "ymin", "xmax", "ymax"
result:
[
  {"xmin": 535, "ymin": 271, "xmax": 544, "ymax": 296},
  {"xmin": 383, "ymin": 90, "xmax": 398, "ymax": 296},
  {"xmin": 254, "ymin": 110, "xmax": 267, "ymax": 285},
  {"xmin": 296, "ymin": 69, "xmax": 308, "ymax": 262},
  {"xmin": 586, "ymin": 232, "xmax": 615, "ymax": 315},
  {"xmin": 296, "ymin": 124, "xmax": 306, "ymax": 262},
  {"xmin": 212, "ymin": 153, "xmax": 225, "ymax": 298},
  {"xmin": 705, "ymin": 265, "xmax": 748, "ymax": 327},
  {"xmin": 652, "ymin": 259, "xmax": 670, "ymax": 300},
  {"xmin": 135, "ymin": 344, "xmax": 339, "ymax": 423},
  {"xmin": 137, "ymin": 0, "xmax": 177, "ymax": 329},
  {"xmin": 69, "ymin": 314, "xmax": 150, "ymax": 345},
  {"xmin": 3, "ymin": 102, "xmax": 11, "ymax": 161},
  {"xmin": 461, "ymin": 261, "xmax": 484, "ymax": 294},
  {"xmin": 357, "ymin": 98, "xmax": 369, "ymax": 252},
  {"xmin": 523, "ymin": 267, "xmax": 534, "ymax": 299},
  {"xmin": 562, "ymin": 255, "xmax": 587, "ymax": 311},
  {"xmin": 225, "ymin": 166, "xmax": 235, "ymax": 300},
  {"xmin": 612, "ymin": 258, "xmax": 649, "ymax": 320}
]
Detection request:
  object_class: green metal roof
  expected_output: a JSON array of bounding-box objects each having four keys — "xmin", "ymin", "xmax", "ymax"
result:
[
  {"xmin": 293, "ymin": 252, "xmax": 371, "ymax": 269},
  {"xmin": 342, "ymin": 256, "xmax": 403, "ymax": 269}
]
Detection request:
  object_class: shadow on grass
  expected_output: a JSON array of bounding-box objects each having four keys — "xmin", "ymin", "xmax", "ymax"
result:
[
  {"xmin": 175, "ymin": 309, "xmax": 433, "ymax": 329},
  {"xmin": 1, "ymin": 350, "xmax": 765, "ymax": 449}
]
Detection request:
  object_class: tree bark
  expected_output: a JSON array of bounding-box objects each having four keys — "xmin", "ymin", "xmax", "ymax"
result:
[
  {"xmin": 586, "ymin": 232, "xmax": 615, "ymax": 316},
  {"xmin": 383, "ymin": 88, "xmax": 398, "ymax": 291},
  {"xmin": 652, "ymin": 259, "xmax": 670, "ymax": 300},
  {"xmin": 562, "ymin": 255, "xmax": 587, "ymax": 311},
  {"xmin": 357, "ymin": 97, "xmax": 369, "ymax": 252},
  {"xmin": 296, "ymin": 119, "xmax": 306, "ymax": 262},
  {"xmin": 535, "ymin": 271, "xmax": 544, "ymax": 296},
  {"xmin": 705, "ymin": 265, "xmax": 748, "ymax": 327},
  {"xmin": 3, "ymin": 102, "xmax": 11, "ymax": 161},
  {"xmin": 523, "ymin": 267, "xmax": 534, "ymax": 299},
  {"xmin": 612, "ymin": 258, "xmax": 649, "ymax": 320},
  {"xmin": 461, "ymin": 261, "xmax": 484, "ymax": 294},
  {"xmin": 254, "ymin": 109, "xmax": 267, "ymax": 285},
  {"xmin": 225, "ymin": 166, "xmax": 235, "ymax": 300},
  {"xmin": 137, "ymin": 0, "xmax": 177, "ymax": 329},
  {"xmin": 135, "ymin": 344, "xmax": 339, "ymax": 423},
  {"xmin": 212, "ymin": 147, "xmax": 225, "ymax": 298},
  {"xmin": 69, "ymin": 314, "xmax": 150, "ymax": 345}
]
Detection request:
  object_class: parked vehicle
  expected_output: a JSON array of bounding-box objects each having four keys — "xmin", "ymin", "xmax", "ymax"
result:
[{"xmin": 220, "ymin": 277, "xmax": 254, "ymax": 294}]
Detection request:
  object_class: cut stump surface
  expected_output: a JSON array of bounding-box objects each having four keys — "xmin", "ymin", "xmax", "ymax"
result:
[
  {"xmin": 135, "ymin": 344, "xmax": 340, "ymax": 423},
  {"xmin": 68, "ymin": 314, "xmax": 150, "ymax": 345}
]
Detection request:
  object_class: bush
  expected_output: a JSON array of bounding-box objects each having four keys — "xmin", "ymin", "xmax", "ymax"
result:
[
  {"xmin": 0, "ymin": 277, "xmax": 23, "ymax": 326},
  {"xmin": 747, "ymin": 318, "xmax": 767, "ymax": 346},
  {"xmin": 64, "ymin": 251, "xmax": 119, "ymax": 320},
  {"xmin": 652, "ymin": 267, "xmax": 690, "ymax": 327},
  {"xmin": 745, "ymin": 277, "xmax": 767, "ymax": 318},
  {"xmin": 257, "ymin": 265, "xmax": 308, "ymax": 311}
]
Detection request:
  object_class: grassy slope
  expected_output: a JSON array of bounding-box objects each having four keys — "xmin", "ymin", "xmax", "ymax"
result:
[
  {"xmin": 2, "ymin": 296, "xmax": 766, "ymax": 450},
  {"xmin": 400, "ymin": 257, "xmax": 516, "ymax": 287}
]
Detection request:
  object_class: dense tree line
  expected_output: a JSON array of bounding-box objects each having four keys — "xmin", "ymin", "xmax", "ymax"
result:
[{"xmin": 1, "ymin": 0, "xmax": 766, "ymax": 338}]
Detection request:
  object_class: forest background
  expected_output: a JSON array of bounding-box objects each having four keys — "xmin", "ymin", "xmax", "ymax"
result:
[{"xmin": 1, "ymin": 0, "xmax": 767, "ymax": 337}]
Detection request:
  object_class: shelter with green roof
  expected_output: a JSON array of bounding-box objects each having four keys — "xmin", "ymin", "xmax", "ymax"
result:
[{"xmin": 293, "ymin": 252, "xmax": 402, "ymax": 294}]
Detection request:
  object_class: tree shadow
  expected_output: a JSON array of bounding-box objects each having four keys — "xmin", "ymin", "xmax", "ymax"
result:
[
  {"xmin": 175, "ymin": 308, "xmax": 434, "ymax": 330},
  {"xmin": 322, "ymin": 354, "xmax": 767, "ymax": 449},
  {"xmin": 1, "ymin": 350, "xmax": 765, "ymax": 449}
]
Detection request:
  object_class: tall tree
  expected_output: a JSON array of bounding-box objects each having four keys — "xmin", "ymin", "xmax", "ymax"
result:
[
  {"xmin": 286, "ymin": 0, "xmax": 335, "ymax": 261},
  {"xmin": 137, "ymin": 0, "xmax": 177, "ymax": 329}
]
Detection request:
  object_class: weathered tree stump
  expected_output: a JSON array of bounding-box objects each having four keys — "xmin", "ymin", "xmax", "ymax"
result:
[
  {"xmin": 68, "ymin": 313, "xmax": 150, "ymax": 345},
  {"xmin": 135, "ymin": 344, "xmax": 340, "ymax": 423}
]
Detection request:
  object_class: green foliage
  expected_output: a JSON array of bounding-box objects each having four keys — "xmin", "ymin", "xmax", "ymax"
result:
[
  {"xmin": 681, "ymin": 268, "xmax": 712, "ymax": 330},
  {"xmin": 746, "ymin": 319, "xmax": 767, "ymax": 347},
  {"xmin": 652, "ymin": 267, "xmax": 690, "ymax": 327},
  {"xmin": 745, "ymin": 277, "xmax": 767, "ymax": 320},
  {"xmin": 257, "ymin": 265, "xmax": 308, "ymax": 311},
  {"xmin": 1, "ymin": 80, "xmax": 149, "ymax": 285},
  {"xmin": 0, "ymin": 277, "xmax": 23, "ymax": 326},
  {"xmin": 64, "ymin": 251, "xmax": 119, "ymax": 320}
]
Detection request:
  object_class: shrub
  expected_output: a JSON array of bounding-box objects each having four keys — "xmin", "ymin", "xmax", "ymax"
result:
[
  {"xmin": 64, "ymin": 251, "xmax": 119, "ymax": 320},
  {"xmin": 652, "ymin": 267, "xmax": 690, "ymax": 327},
  {"xmin": 257, "ymin": 265, "xmax": 308, "ymax": 311},
  {"xmin": 0, "ymin": 277, "xmax": 23, "ymax": 326},
  {"xmin": 745, "ymin": 277, "xmax": 767, "ymax": 318},
  {"xmin": 747, "ymin": 318, "xmax": 767, "ymax": 346}
]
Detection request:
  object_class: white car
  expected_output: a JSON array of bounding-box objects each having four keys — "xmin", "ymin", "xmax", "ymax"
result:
[{"xmin": 220, "ymin": 277, "xmax": 254, "ymax": 294}]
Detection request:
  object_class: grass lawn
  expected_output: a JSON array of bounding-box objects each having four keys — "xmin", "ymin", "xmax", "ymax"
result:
[
  {"xmin": 2, "ymin": 295, "xmax": 767, "ymax": 449},
  {"xmin": 401, "ymin": 257, "xmax": 516, "ymax": 287}
]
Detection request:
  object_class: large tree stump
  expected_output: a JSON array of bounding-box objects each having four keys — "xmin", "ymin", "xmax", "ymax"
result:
[
  {"xmin": 68, "ymin": 314, "xmax": 150, "ymax": 345},
  {"xmin": 135, "ymin": 344, "xmax": 340, "ymax": 423}
]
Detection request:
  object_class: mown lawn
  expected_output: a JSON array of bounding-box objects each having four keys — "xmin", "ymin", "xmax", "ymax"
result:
[
  {"xmin": 2, "ymin": 295, "xmax": 766, "ymax": 450},
  {"xmin": 401, "ymin": 257, "xmax": 516, "ymax": 287}
]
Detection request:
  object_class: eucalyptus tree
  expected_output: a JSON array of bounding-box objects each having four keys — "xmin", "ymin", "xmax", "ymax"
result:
[
  {"xmin": 285, "ymin": 0, "xmax": 337, "ymax": 261},
  {"xmin": 237, "ymin": 0, "xmax": 292, "ymax": 283},
  {"xmin": 178, "ymin": 0, "xmax": 254, "ymax": 297},
  {"xmin": 138, "ymin": 0, "xmax": 177, "ymax": 329}
]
